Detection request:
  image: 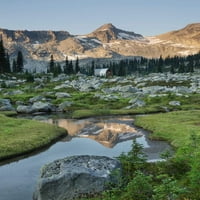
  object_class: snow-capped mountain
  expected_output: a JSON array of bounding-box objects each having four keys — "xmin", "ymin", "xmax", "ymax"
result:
[{"xmin": 1, "ymin": 23, "xmax": 200, "ymax": 68}]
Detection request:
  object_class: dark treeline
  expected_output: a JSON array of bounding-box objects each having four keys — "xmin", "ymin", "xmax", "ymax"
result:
[
  {"xmin": 48, "ymin": 55, "xmax": 80, "ymax": 76},
  {"xmin": 0, "ymin": 37, "xmax": 24, "ymax": 74},
  {"xmin": 88, "ymin": 53, "xmax": 200, "ymax": 76},
  {"xmin": 44, "ymin": 52, "xmax": 200, "ymax": 76}
]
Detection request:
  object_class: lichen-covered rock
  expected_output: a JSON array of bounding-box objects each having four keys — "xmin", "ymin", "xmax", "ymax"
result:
[{"xmin": 33, "ymin": 155, "xmax": 121, "ymax": 200}]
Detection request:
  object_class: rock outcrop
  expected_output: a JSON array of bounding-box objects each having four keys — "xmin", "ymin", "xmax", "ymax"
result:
[{"xmin": 33, "ymin": 155, "xmax": 121, "ymax": 200}]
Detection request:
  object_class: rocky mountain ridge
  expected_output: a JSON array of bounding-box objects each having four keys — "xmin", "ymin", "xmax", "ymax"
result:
[{"xmin": 1, "ymin": 23, "xmax": 200, "ymax": 69}]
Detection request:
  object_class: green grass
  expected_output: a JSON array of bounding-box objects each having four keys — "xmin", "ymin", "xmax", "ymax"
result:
[
  {"xmin": 0, "ymin": 114, "xmax": 67, "ymax": 161},
  {"xmin": 135, "ymin": 110, "xmax": 200, "ymax": 148},
  {"xmin": 72, "ymin": 106, "xmax": 166, "ymax": 119},
  {"xmin": 143, "ymin": 80, "xmax": 191, "ymax": 87}
]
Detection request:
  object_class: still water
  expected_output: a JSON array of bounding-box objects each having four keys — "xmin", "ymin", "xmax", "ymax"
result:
[{"xmin": 0, "ymin": 115, "xmax": 170, "ymax": 200}]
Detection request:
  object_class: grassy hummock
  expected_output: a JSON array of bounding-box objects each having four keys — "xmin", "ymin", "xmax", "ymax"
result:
[
  {"xmin": 134, "ymin": 110, "xmax": 200, "ymax": 148},
  {"xmin": 0, "ymin": 114, "xmax": 67, "ymax": 161}
]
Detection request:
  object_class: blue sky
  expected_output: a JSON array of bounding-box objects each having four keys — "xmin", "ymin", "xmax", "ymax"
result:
[{"xmin": 0, "ymin": 0, "xmax": 200, "ymax": 36}]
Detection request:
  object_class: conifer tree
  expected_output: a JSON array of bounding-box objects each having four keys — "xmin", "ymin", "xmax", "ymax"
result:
[
  {"xmin": 170, "ymin": 64, "xmax": 175, "ymax": 74},
  {"xmin": 68, "ymin": 60, "xmax": 74, "ymax": 74},
  {"xmin": 5, "ymin": 53, "xmax": 11, "ymax": 73},
  {"xmin": 16, "ymin": 51, "xmax": 24, "ymax": 72},
  {"xmin": 12, "ymin": 59, "xmax": 17, "ymax": 73},
  {"xmin": 64, "ymin": 56, "xmax": 69, "ymax": 74},
  {"xmin": 187, "ymin": 60, "xmax": 194, "ymax": 73},
  {"xmin": 75, "ymin": 57, "xmax": 80, "ymax": 74},
  {"xmin": 91, "ymin": 60, "xmax": 95, "ymax": 75},
  {"xmin": 157, "ymin": 55, "xmax": 163, "ymax": 73},
  {"xmin": 49, "ymin": 54, "xmax": 55, "ymax": 73},
  {"xmin": 0, "ymin": 37, "xmax": 6, "ymax": 73}
]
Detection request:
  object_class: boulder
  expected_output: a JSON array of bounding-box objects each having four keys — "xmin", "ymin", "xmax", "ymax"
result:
[
  {"xmin": 33, "ymin": 155, "xmax": 121, "ymax": 200},
  {"xmin": 31, "ymin": 101, "xmax": 55, "ymax": 112},
  {"xmin": 55, "ymin": 92, "xmax": 71, "ymax": 98},
  {"xmin": 0, "ymin": 98, "xmax": 15, "ymax": 111},
  {"xmin": 16, "ymin": 105, "xmax": 34, "ymax": 114},
  {"xmin": 118, "ymin": 85, "xmax": 138, "ymax": 93},
  {"xmin": 169, "ymin": 101, "xmax": 181, "ymax": 106},
  {"xmin": 58, "ymin": 101, "xmax": 73, "ymax": 111},
  {"xmin": 54, "ymin": 84, "xmax": 69, "ymax": 90},
  {"xmin": 17, "ymin": 102, "xmax": 55, "ymax": 114},
  {"xmin": 126, "ymin": 99, "xmax": 146, "ymax": 109},
  {"xmin": 29, "ymin": 96, "xmax": 45, "ymax": 103},
  {"xmin": 4, "ymin": 90, "xmax": 24, "ymax": 96}
]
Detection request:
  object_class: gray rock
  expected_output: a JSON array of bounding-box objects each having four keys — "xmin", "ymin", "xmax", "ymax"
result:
[
  {"xmin": 169, "ymin": 101, "xmax": 181, "ymax": 106},
  {"xmin": 35, "ymin": 84, "xmax": 44, "ymax": 90},
  {"xmin": 125, "ymin": 99, "xmax": 146, "ymax": 109},
  {"xmin": 0, "ymin": 98, "xmax": 14, "ymax": 111},
  {"xmin": 32, "ymin": 101, "xmax": 54, "ymax": 112},
  {"xmin": 118, "ymin": 85, "xmax": 138, "ymax": 93},
  {"xmin": 58, "ymin": 101, "xmax": 73, "ymax": 111},
  {"xmin": 33, "ymin": 155, "xmax": 121, "ymax": 200},
  {"xmin": 54, "ymin": 84, "xmax": 69, "ymax": 90},
  {"xmin": 15, "ymin": 101, "xmax": 25, "ymax": 105},
  {"xmin": 4, "ymin": 90, "xmax": 24, "ymax": 96},
  {"xmin": 55, "ymin": 92, "xmax": 71, "ymax": 98},
  {"xmin": 95, "ymin": 94, "xmax": 119, "ymax": 101},
  {"xmin": 29, "ymin": 96, "xmax": 45, "ymax": 103},
  {"xmin": 79, "ymin": 83, "xmax": 95, "ymax": 92},
  {"xmin": 17, "ymin": 101, "xmax": 56, "ymax": 114},
  {"xmin": 16, "ymin": 105, "xmax": 34, "ymax": 114},
  {"xmin": 0, "ymin": 98, "xmax": 11, "ymax": 106}
]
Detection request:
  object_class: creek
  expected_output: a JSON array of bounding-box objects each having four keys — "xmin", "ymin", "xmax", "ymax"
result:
[{"xmin": 0, "ymin": 115, "xmax": 171, "ymax": 200}]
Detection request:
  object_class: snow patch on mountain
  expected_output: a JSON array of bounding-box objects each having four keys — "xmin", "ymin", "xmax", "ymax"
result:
[
  {"xmin": 146, "ymin": 37, "xmax": 164, "ymax": 44},
  {"xmin": 75, "ymin": 36, "xmax": 102, "ymax": 48},
  {"xmin": 118, "ymin": 32, "xmax": 143, "ymax": 40}
]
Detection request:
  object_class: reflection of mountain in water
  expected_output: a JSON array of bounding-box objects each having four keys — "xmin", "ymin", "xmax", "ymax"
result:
[
  {"xmin": 78, "ymin": 122, "xmax": 142, "ymax": 148},
  {"xmin": 44, "ymin": 117, "xmax": 143, "ymax": 148},
  {"xmin": 45, "ymin": 118, "xmax": 90, "ymax": 135}
]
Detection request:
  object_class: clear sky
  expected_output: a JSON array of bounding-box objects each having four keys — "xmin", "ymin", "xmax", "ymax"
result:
[{"xmin": 0, "ymin": 0, "xmax": 200, "ymax": 36}]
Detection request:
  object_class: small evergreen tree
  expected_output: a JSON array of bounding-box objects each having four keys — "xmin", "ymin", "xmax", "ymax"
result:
[
  {"xmin": 170, "ymin": 64, "xmax": 175, "ymax": 74},
  {"xmin": 187, "ymin": 60, "xmax": 194, "ymax": 73},
  {"xmin": 91, "ymin": 60, "xmax": 95, "ymax": 75},
  {"xmin": 16, "ymin": 51, "xmax": 24, "ymax": 72},
  {"xmin": 63, "ymin": 56, "xmax": 69, "ymax": 74},
  {"xmin": 5, "ymin": 53, "xmax": 11, "ymax": 73},
  {"xmin": 75, "ymin": 57, "xmax": 80, "ymax": 74},
  {"xmin": 0, "ymin": 37, "xmax": 6, "ymax": 73},
  {"xmin": 12, "ymin": 59, "xmax": 17, "ymax": 73},
  {"xmin": 157, "ymin": 55, "xmax": 163, "ymax": 73},
  {"xmin": 68, "ymin": 60, "xmax": 74, "ymax": 74},
  {"xmin": 49, "ymin": 54, "xmax": 55, "ymax": 73}
]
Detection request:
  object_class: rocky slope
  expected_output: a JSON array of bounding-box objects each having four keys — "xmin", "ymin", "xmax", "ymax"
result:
[{"xmin": 1, "ymin": 23, "xmax": 200, "ymax": 68}]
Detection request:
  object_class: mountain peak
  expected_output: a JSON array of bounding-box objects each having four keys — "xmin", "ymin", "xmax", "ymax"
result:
[
  {"xmin": 95, "ymin": 23, "xmax": 116, "ymax": 31},
  {"xmin": 88, "ymin": 23, "xmax": 144, "ymax": 43},
  {"xmin": 182, "ymin": 23, "xmax": 200, "ymax": 32}
]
